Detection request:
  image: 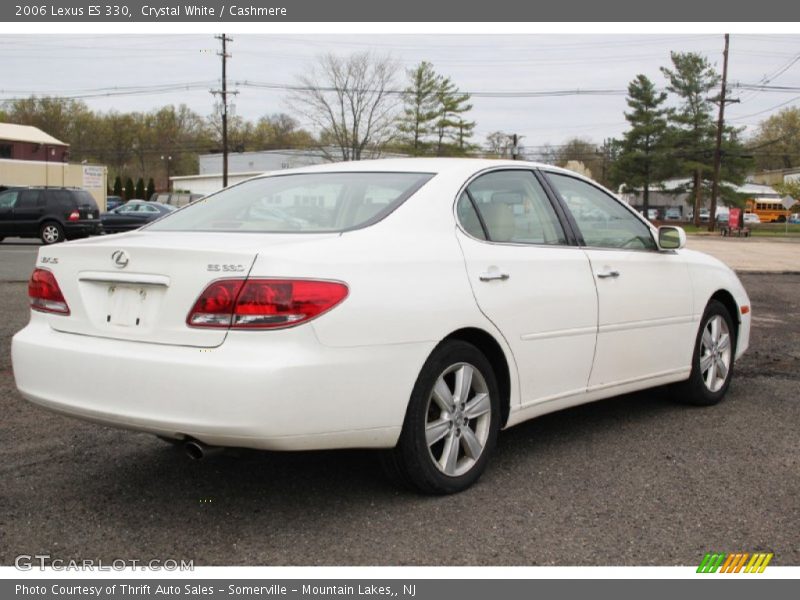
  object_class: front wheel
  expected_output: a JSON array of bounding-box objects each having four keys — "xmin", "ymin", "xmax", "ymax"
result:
[
  {"xmin": 383, "ymin": 340, "xmax": 500, "ymax": 494},
  {"xmin": 675, "ymin": 300, "xmax": 736, "ymax": 406}
]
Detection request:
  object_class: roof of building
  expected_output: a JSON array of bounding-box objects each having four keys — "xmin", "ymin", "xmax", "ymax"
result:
[
  {"xmin": 659, "ymin": 178, "xmax": 779, "ymax": 197},
  {"xmin": 0, "ymin": 123, "xmax": 68, "ymax": 146}
]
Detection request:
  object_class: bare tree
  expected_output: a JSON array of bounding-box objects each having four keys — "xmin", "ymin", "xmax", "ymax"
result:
[
  {"xmin": 485, "ymin": 131, "xmax": 514, "ymax": 158},
  {"xmin": 290, "ymin": 52, "xmax": 400, "ymax": 161}
]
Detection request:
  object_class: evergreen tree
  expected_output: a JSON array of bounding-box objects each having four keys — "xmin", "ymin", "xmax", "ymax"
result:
[
  {"xmin": 660, "ymin": 52, "xmax": 720, "ymax": 225},
  {"xmin": 397, "ymin": 62, "xmax": 441, "ymax": 156},
  {"xmin": 146, "ymin": 178, "xmax": 156, "ymax": 200},
  {"xmin": 435, "ymin": 77, "xmax": 475, "ymax": 156},
  {"xmin": 454, "ymin": 118, "xmax": 477, "ymax": 154},
  {"xmin": 112, "ymin": 175, "xmax": 123, "ymax": 197},
  {"xmin": 135, "ymin": 178, "xmax": 145, "ymax": 200},
  {"xmin": 124, "ymin": 177, "xmax": 135, "ymax": 201},
  {"xmin": 611, "ymin": 75, "xmax": 670, "ymax": 215}
]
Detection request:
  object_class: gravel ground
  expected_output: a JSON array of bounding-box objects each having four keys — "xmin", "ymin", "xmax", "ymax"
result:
[{"xmin": 0, "ymin": 273, "xmax": 797, "ymax": 566}]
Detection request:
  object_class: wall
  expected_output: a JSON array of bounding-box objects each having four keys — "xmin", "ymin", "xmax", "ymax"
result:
[
  {"xmin": 169, "ymin": 172, "xmax": 261, "ymax": 196},
  {"xmin": 198, "ymin": 150, "xmax": 326, "ymax": 175}
]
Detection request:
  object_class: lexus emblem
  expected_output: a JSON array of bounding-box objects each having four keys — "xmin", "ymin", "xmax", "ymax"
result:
[{"xmin": 111, "ymin": 250, "xmax": 129, "ymax": 269}]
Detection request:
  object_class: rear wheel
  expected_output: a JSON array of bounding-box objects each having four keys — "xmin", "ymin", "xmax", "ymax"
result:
[
  {"xmin": 383, "ymin": 340, "xmax": 500, "ymax": 494},
  {"xmin": 40, "ymin": 222, "xmax": 65, "ymax": 245},
  {"xmin": 675, "ymin": 300, "xmax": 736, "ymax": 406}
]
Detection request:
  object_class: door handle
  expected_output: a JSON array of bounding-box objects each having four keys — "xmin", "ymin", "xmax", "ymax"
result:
[
  {"xmin": 596, "ymin": 269, "xmax": 620, "ymax": 279},
  {"xmin": 479, "ymin": 271, "xmax": 510, "ymax": 282}
]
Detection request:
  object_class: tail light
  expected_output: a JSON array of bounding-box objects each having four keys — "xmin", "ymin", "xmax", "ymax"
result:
[
  {"xmin": 28, "ymin": 268, "xmax": 70, "ymax": 315},
  {"xmin": 68, "ymin": 210, "xmax": 80, "ymax": 222},
  {"xmin": 187, "ymin": 279, "xmax": 348, "ymax": 329}
]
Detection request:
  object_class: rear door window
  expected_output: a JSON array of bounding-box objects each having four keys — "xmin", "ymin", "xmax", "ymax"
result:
[
  {"xmin": 16, "ymin": 190, "xmax": 41, "ymax": 209},
  {"xmin": 457, "ymin": 170, "xmax": 567, "ymax": 245}
]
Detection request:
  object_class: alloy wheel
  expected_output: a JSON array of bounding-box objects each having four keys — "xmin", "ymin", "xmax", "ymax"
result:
[
  {"xmin": 699, "ymin": 314, "xmax": 732, "ymax": 393},
  {"xmin": 425, "ymin": 362, "xmax": 492, "ymax": 477},
  {"xmin": 42, "ymin": 225, "xmax": 61, "ymax": 244}
]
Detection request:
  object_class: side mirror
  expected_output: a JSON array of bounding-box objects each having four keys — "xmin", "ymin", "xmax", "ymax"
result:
[{"xmin": 658, "ymin": 226, "xmax": 686, "ymax": 250}]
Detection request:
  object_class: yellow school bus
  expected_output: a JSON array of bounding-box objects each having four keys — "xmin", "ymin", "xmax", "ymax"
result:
[{"xmin": 745, "ymin": 198, "xmax": 793, "ymax": 223}]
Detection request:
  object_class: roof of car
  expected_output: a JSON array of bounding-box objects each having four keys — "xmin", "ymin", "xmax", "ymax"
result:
[{"xmin": 254, "ymin": 157, "xmax": 574, "ymax": 177}]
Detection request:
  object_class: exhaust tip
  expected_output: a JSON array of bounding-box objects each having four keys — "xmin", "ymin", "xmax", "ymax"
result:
[{"xmin": 184, "ymin": 440, "xmax": 205, "ymax": 461}]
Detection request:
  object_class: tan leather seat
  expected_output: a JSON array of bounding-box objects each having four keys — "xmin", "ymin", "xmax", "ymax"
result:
[{"xmin": 482, "ymin": 202, "xmax": 515, "ymax": 242}]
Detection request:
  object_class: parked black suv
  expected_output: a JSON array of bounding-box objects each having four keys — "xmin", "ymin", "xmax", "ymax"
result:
[{"xmin": 0, "ymin": 187, "xmax": 102, "ymax": 244}]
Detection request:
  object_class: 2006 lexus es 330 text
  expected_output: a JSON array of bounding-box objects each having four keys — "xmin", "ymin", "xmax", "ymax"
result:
[{"xmin": 12, "ymin": 159, "xmax": 750, "ymax": 494}]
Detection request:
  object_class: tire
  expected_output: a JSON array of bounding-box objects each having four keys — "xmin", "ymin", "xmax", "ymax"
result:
[
  {"xmin": 383, "ymin": 340, "xmax": 501, "ymax": 494},
  {"xmin": 40, "ymin": 221, "xmax": 65, "ymax": 245},
  {"xmin": 675, "ymin": 300, "xmax": 736, "ymax": 406}
]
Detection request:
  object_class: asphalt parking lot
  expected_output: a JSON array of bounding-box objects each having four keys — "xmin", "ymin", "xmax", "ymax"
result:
[{"xmin": 0, "ymin": 241, "xmax": 798, "ymax": 566}]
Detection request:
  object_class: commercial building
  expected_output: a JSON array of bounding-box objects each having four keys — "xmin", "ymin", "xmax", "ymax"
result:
[
  {"xmin": 171, "ymin": 148, "xmax": 408, "ymax": 197},
  {"xmin": 0, "ymin": 123, "xmax": 108, "ymax": 209},
  {"xmin": 620, "ymin": 178, "xmax": 780, "ymax": 218},
  {"xmin": 751, "ymin": 167, "xmax": 800, "ymax": 187},
  {"xmin": 170, "ymin": 149, "xmax": 328, "ymax": 196}
]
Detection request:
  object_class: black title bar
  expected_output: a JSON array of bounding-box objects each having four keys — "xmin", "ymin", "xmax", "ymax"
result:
[{"xmin": 2, "ymin": 1, "xmax": 799, "ymax": 22}]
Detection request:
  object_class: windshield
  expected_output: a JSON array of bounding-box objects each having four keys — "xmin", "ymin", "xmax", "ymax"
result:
[{"xmin": 148, "ymin": 172, "xmax": 434, "ymax": 233}]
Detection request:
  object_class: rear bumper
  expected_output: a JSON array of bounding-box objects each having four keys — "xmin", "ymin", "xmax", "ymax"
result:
[
  {"xmin": 65, "ymin": 221, "xmax": 103, "ymax": 237},
  {"xmin": 12, "ymin": 315, "xmax": 433, "ymax": 450}
]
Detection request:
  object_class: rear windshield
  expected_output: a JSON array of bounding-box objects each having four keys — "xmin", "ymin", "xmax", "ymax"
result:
[
  {"xmin": 147, "ymin": 172, "xmax": 434, "ymax": 233},
  {"xmin": 74, "ymin": 190, "xmax": 99, "ymax": 209}
]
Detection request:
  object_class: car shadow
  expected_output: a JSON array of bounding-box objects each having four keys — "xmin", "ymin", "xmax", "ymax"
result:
[{"xmin": 74, "ymin": 387, "xmax": 679, "ymax": 507}]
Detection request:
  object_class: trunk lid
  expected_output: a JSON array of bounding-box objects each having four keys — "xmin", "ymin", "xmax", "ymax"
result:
[{"xmin": 35, "ymin": 231, "xmax": 336, "ymax": 347}]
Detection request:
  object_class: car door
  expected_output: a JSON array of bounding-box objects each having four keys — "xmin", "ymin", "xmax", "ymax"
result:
[
  {"xmin": 11, "ymin": 190, "xmax": 44, "ymax": 237},
  {"xmin": 113, "ymin": 203, "xmax": 145, "ymax": 229},
  {"xmin": 544, "ymin": 172, "xmax": 694, "ymax": 389},
  {"xmin": 138, "ymin": 203, "xmax": 163, "ymax": 224},
  {"xmin": 0, "ymin": 189, "xmax": 19, "ymax": 236},
  {"xmin": 456, "ymin": 169, "xmax": 598, "ymax": 406}
]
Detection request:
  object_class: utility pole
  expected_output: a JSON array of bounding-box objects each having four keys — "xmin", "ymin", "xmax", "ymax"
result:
[
  {"xmin": 709, "ymin": 33, "xmax": 733, "ymax": 233},
  {"xmin": 511, "ymin": 133, "xmax": 520, "ymax": 160},
  {"xmin": 212, "ymin": 34, "xmax": 237, "ymax": 188}
]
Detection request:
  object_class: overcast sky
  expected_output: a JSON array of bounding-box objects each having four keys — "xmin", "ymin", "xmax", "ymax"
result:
[{"xmin": 2, "ymin": 33, "xmax": 799, "ymax": 151}]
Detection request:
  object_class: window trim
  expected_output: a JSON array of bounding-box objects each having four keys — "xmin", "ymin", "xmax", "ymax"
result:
[
  {"xmin": 452, "ymin": 166, "xmax": 578, "ymax": 249},
  {"xmin": 540, "ymin": 169, "xmax": 659, "ymax": 253}
]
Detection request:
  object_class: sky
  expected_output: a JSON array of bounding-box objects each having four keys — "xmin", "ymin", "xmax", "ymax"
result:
[{"xmin": 1, "ymin": 33, "xmax": 799, "ymax": 153}]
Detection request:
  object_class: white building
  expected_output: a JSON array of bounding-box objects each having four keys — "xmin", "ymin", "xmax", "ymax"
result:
[
  {"xmin": 171, "ymin": 149, "xmax": 329, "ymax": 197},
  {"xmin": 620, "ymin": 178, "xmax": 780, "ymax": 219},
  {"xmin": 171, "ymin": 149, "xmax": 408, "ymax": 197}
]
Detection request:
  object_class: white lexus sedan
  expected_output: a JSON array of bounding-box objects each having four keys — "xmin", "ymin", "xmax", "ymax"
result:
[{"xmin": 12, "ymin": 159, "xmax": 751, "ymax": 494}]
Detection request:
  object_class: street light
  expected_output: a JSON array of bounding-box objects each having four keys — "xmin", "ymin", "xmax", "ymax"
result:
[{"xmin": 161, "ymin": 155, "xmax": 173, "ymax": 193}]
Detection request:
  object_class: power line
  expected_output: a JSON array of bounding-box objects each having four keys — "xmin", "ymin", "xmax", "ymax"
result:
[{"xmin": 729, "ymin": 95, "xmax": 800, "ymax": 122}]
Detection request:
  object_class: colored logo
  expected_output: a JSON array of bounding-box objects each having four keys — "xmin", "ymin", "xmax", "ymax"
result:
[{"xmin": 697, "ymin": 552, "xmax": 773, "ymax": 573}]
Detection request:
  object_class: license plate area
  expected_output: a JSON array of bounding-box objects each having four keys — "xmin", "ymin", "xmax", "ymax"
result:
[{"xmin": 106, "ymin": 284, "xmax": 150, "ymax": 327}]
